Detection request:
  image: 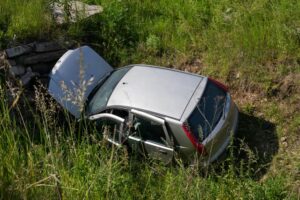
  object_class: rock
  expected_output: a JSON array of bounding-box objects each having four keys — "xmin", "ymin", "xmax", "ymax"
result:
[
  {"xmin": 22, "ymin": 50, "xmax": 66, "ymax": 65},
  {"xmin": 35, "ymin": 42, "xmax": 63, "ymax": 52},
  {"xmin": 51, "ymin": 1, "xmax": 103, "ymax": 24},
  {"xmin": 9, "ymin": 66, "xmax": 26, "ymax": 76},
  {"xmin": 20, "ymin": 68, "xmax": 39, "ymax": 86},
  {"xmin": 5, "ymin": 43, "xmax": 35, "ymax": 58}
]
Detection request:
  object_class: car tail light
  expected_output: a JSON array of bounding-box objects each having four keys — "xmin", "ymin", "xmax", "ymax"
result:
[
  {"xmin": 182, "ymin": 123, "xmax": 206, "ymax": 155},
  {"xmin": 208, "ymin": 77, "xmax": 228, "ymax": 92}
]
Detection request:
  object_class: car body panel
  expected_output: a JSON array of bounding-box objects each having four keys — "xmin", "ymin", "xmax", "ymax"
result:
[
  {"xmin": 130, "ymin": 109, "xmax": 174, "ymax": 163},
  {"xmin": 164, "ymin": 117, "xmax": 196, "ymax": 161},
  {"xmin": 89, "ymin": 113, "xmax": 125, "ymax": 146},
  {"xmin": 107, "ymin": 65, "xmax": 204, "ymax": 120},
  {"xmin": 127, "ymin": 135, "xmax": 144, "ymax": 154},
  {"xmin": 48, "ymin": 46, "xmax": 113, "ymax": 118},
  {"xmin": 144, "ymin": 141, "xmax": 174, "ymax": 162}
]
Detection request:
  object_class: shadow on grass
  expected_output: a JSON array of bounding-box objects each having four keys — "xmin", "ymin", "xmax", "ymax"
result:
[{"xmin": 218, "ymin": 112, "xmax": 279, "ymax": 180}]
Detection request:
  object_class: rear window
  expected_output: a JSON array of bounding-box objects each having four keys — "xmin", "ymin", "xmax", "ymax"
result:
[{"xmin": 187, "ymin": 81, "xmax": 226, "ymax": 141}]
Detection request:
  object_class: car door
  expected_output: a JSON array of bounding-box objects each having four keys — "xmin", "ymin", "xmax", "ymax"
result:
[
  {"xmin": 129, "ymin": 109, "xmax": 174, "ymax": 163},
  {"xmin": 89, "ymin": 113, "xmax": 125, "ymax": 146}
]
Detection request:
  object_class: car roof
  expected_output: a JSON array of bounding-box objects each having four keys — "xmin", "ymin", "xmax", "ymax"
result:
[{"xmin": 106, "ymin": 65, "xmax": 205, "ymax": 120}]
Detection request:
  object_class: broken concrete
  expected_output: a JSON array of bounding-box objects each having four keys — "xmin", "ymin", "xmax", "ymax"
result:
[
  {"xmin": 9, "ymin": 66, "xmax": 26, "ymax": 76},
  {"xmin": 51, "ymin": 1, "xmax": 103, "ymax": 24},
  {"xmin": 5, "ymin": 43, "xmax": 35, "ymax": 58},
  {"xmin": 20, "ymin": 68, "xmax": 39, "ymax": 86},
  {"xmin": 35, "ymin": 41, "xmax": 63, "ymax": 52},
  {"xmin": 23, "ymin": 50, "xmax": 66, "ymax": 65},
  {"xmin": 1, "ymin": 41, "xmax": 72, "ymax": 87}
]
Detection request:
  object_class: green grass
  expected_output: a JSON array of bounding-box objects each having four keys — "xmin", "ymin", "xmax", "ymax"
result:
[
  {"xmin": 0, "ymin": 0, "xmax": 299, "ymax": 199},
  {"xmin": 78, "ymin": 0, "xmax": 300, "ymax": 80},
  {"xmin": 0, "ymin": 89, "xmax": 294, "ymax": 199},
  {"xmin": 0, "ymin": 0, "xmax": 53, "ymax": 47}
]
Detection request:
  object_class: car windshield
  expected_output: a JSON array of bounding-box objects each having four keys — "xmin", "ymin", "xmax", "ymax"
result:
[
  {"xmin": 86, "ymin": 67, "xmax": 131, "ymax": 115},
  {"xmin": 187, "ymin": 80, "xmax": 226, "ymax": 141}
]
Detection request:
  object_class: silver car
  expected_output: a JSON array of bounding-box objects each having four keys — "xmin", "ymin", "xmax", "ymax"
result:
[{"xmin": 48, "ymin": 46, "xmax": 239, "ymax": 164}]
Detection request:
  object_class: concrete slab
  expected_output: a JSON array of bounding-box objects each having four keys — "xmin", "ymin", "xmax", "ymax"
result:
[{"xmin": 51, "ymin": 1, "xmax": 103, "ymax": 24}]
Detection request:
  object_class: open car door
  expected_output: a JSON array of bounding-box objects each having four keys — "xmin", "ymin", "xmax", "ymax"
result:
[
  {"xmin": 129, "ymin": 109, "xmax": 174, "ymax": 164},
  {"xmin": 89, "ymin": 113, "xmax": 125, "ymax": 146}
]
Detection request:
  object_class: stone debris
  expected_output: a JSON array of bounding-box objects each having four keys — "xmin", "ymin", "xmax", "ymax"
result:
[
  {"xmin": 35, "ymin": 41, "xmax": 63, "ymax": 52},
  {"xmin": 20, "ymin": 68, "xmax": 39, "ymax": 86},
  {"xmin": 5, "ymin": 43, "xmax": 35, "ymax": 58},
  {"xmin": 0, "ymin": 41, "xmax": 75, "ymax": 109},
  {"xmin": 2, "ymin": 41, "xmax": 73, "ymax": 87},
  {"xmin": 23, "ymin": 50, "xmax": 67, "ymax": 65},
  {"xmin": 9, "ymin": 65, "xmax": 26, "ymax": 76},
  {"xmin": 51, "ymin": 1, "xmax": 103, "ymax": 24}
]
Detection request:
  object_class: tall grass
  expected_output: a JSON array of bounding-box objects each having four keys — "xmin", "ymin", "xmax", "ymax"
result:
[
  {"xmin": 78, "ymin": 0, "xmax": 300, "ymax": 80},
  {"xmin": 0, "ymin": 84, "xmax": 293, "ymax": 199},
  {"xmin": 1, "ymin": 0, "xmax": 299, "ymax": 79},
  {"xmin": 0, "ymin": 0, "xmax": 53, "ymax": 47}
]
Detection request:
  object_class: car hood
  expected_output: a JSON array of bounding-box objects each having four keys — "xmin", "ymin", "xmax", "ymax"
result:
[{"xmin": 48, "ymin": 46, "xmax": 113, "ymax": 118}]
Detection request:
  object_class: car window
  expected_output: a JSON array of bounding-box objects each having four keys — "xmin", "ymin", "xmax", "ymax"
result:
[
  {"xmin": 112, "ymin": 109, "xmax": 129, "ymax": 119},
  {"xmin": 187, "ymin": 80, "xmax": 226, "ymax": 141},
  {"xmin": 87, "ymin": 67, "xmax": 131, "ymax": 115},
  {"xmin": 133, "ymin": 115, "xmax": 167, "ymax": 145}
]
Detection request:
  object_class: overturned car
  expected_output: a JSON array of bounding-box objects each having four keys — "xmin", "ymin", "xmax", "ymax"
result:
[{"xmin": 48, "ymin": 46, "xmax": 239, "ymax": 164}]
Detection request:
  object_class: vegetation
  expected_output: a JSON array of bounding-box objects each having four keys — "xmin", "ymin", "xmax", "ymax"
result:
[{"xmin": 0, "ymin": 0, "xmax": 299, "ymax": 199}]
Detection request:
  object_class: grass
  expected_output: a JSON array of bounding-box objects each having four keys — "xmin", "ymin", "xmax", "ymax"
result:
[
  {"xmin": 0, "ymin": 0, "xmax": 299, "ymax": 199},
  {"xmin": 0, "ymin": 91, "xmax": 294, "ymax": 199},
  {"xmin": 0, "ymin": 0, "xmax": 53, "ymax": 47}
]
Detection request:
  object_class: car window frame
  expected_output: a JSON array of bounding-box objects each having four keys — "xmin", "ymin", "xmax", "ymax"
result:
[
  {"xmin": 89, "ymin": 113, "xmax": 125, "ymax": 146},
  {"xmin": 130, "ymin": 109, "xmax": 172, "ymax": 147}
]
